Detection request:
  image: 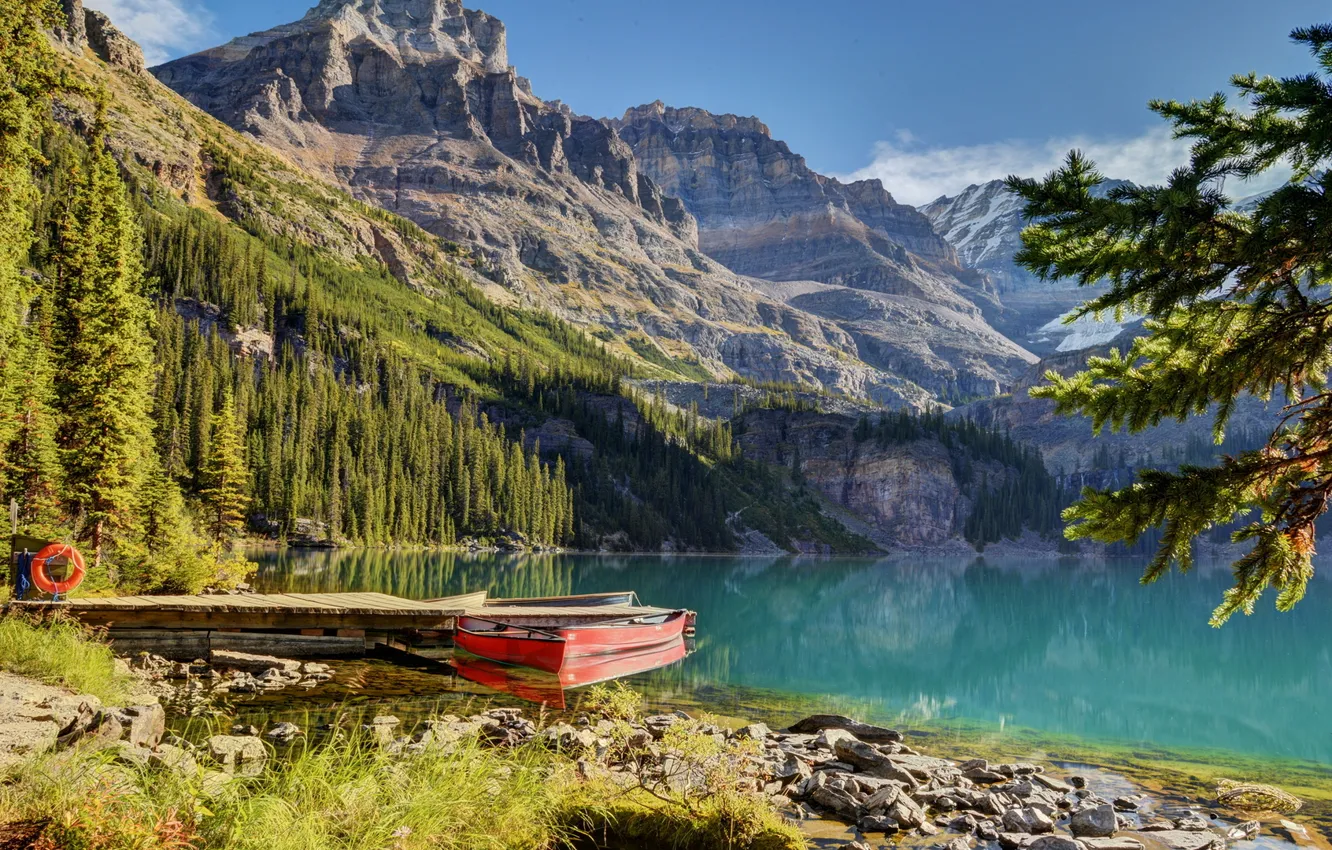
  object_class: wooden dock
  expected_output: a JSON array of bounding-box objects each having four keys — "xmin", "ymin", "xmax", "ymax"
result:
[{"xmin": 4, "ymin": 590, "xmax": 676, "ymax": 660}]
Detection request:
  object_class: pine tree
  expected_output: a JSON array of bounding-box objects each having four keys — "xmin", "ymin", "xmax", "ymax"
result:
[
  {"xmin": 1, "ymin": 311, "xmax": 63, "ymax": 533},
  {"xmin": 0, "ymin": 0, "xmax": 61, "ymax": 487},
  {"xmin": 51, "ymin": 111, "xmax": 156, "ymax": 567},
  {"xmin": 1006, "ymin": 22, "xmax": 1332, "ymax": 624},
  {"xmin": 199, "ymin": 388, "xmax": 249, "ymax": 546}
]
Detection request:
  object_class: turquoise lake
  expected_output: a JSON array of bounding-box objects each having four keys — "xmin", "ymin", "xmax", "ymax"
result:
[{"xmin": 250, "ymin": 551, "xmax": 1332, "ymax": 769}]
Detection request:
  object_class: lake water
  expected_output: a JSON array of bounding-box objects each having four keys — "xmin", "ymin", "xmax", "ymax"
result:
[{"xmin": 250, "ymin": 550, "xmax": 1332, "ymax": 771}]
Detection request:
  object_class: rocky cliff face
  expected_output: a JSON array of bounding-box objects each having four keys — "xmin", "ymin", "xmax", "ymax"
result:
[
  {"xmin": 55, "ymin": 0, "xmax": 146, "ymax": 73},
  {"xmin": 611, "ymin": 102, "xmax": 1037, "ymax": 399},
  {"xmin": 151, "ymin": 0, "xmax": 914, "ymax": 399},
  {"xmin": 736, "ymin": 409, "xmax": 1012, "ymax": 548},
  {"xmin": 612, "ymin": 102, "xmax": 985, "ymax": 312}
]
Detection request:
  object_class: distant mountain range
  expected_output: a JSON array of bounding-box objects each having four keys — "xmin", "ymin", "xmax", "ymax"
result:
[{"xmin": 147, "ymin": 0, "xmax": 1110, "ymax": 405}]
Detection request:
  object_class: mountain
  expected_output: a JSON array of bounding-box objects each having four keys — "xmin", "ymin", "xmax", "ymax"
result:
[
  {"xmin": 610, "ymin": 102, "xmax": 1037, "ymax": 400},
  {"xmin": 148, "ymin": 0, "xmax": 948, "ymax": 405},
  {"xmin": 921, "ymin": 179, "xmax": 1132, "ymax": 353}
]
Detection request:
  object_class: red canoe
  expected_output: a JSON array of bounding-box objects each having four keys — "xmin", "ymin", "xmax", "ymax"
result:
[
  {"xmin": 451, "ymin": 638, "xmax": 690, "ymax": 708},
  {"xmin": 454, "ymin": 609, "xmax": 690, "ymax": 673}
]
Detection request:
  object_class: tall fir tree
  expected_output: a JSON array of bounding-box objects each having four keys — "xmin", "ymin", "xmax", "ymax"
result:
[
  {"xmin": 0, "ymin": 0, "xmax": 61, "ymax": 488},
  {"xmin": 1007, "ymin": 22, "xmax": 1332, "ymax": 624},
  {"xmin": 50, "ymin": 108, "xmax": 156, "ymax": 567},
  {"xmin": 198, "ymin": 388, "xmax": 249, "ymax": 546},
  {"xmin": 1, "ymin": 305, "xmax": 63, "ymax": 534}
]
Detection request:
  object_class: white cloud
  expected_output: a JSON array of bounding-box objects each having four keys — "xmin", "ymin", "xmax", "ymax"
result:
[
  {"xmin": 843, "ymin": 126, "xmax": 1290, "ymax": 207},
  {"xmin": 85, "ymin": 0, "xmax": 215, "ymax": 66}
]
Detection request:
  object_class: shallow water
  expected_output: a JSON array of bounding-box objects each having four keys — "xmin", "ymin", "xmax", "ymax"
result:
[{"xmin": 250, "ymin": 550, "xmax": 1331, "ymax": 770}]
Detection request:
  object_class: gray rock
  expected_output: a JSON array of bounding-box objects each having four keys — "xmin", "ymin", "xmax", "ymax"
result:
[
  {"xmin": 788, "ymin": 714, "xmax": 904, "ymax": 743},
  {"xmin": 999, "ymin": 833, "xmax": 1037, "ymax": 850},
  {"xmin": 736, "ymin": 722, "xmax": 771, "ymax": 740},
  {"xmin": 265, "ymin": 722, "xmax": 302, "ymax": 744},
  {"xmin": 810, "ymin": 784, "xmax": 861, "ymax": 819},
  {"xmin": 863, "ymin": 783, "xmax": 902, "ymax": 813},
  {"xmin": 148, "ymin": 743, "xmax": 198, "ymax": 774},
  {"xmin": 1081, "ymin": 840, "xmax": 1144, "ymax": 850},
  {"xmin": 833, "ymin": 738, "xmax": 918, "ymax": 787},
  {"xmin": 888, "ymin": 795, "xmax": 927, "ymax": 829},
  {"xmin": 1070, "ymin": 804, "xmax": 1118, "ymax": 838},
  {"xmin": 946, "ymin": 838, "xmax": 974, "ymax": 850},
  {"xmin": 1113, "ymin": 796, "xmax": 1142, "ymax": 811},
  {"xmin": 857, "ymin": 814, "xmax": 899, "ymax": 833},
  {"xmin": 1002, "ymin": 807, "xmax": 1055, "ymax": 834},
  {"xmin": 1173, "ymin": 814, "xmax": 1213, "ymax": 832},
  {"xmin": 109, "ymin": 705, "xmax": 165, "ymax": 749},
  {"xmin": 818, "ymin": 728, "xmax": 861, "ymax": 751},
  {"xmin": 1142, "ymin": 831, "xmax": 1222, "ymax": 850},
  {"xmin": 1069, "ymin": 776, "xmax": 1088, "ymax": 789},
  {"xmin": 207, "ymin": 734, "xmax": 267, "ymax": 768},
  {"xmin": 1027, "ymin": 838, "xmax": 1086, "ymax": 850},
  {"xmin": 231, "ymin": 724, "xmax": 259, "ymax": 737}
]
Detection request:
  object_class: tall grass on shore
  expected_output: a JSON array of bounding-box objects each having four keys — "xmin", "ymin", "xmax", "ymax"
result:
[
  {"xmin": 0, "ymin": 615, "xmax": 133, "ymax": 704},
  {"xmin": 210, "ymin": 733, "xmax": 576, "ymax": 850}
]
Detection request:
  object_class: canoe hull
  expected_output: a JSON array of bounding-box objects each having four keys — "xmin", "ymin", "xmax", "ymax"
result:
[{"xmin": 455, "ymin": 610, "xmax": 689, "ymax": 673}]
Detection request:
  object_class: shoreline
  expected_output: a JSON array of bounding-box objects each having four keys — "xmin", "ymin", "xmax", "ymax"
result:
[{"xmin": 6, "ymin": 654, "xmax": 1328, "ymax": 850}]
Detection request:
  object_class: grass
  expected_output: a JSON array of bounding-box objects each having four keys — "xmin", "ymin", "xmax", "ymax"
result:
[
  {"xmin": 0, "ymin": 622, "xmax": 805, "ymax": 849},
  {"xmin": 0, "ymin": 615, "xmax": 134, "ymax": 704},
  {"xmin": 0, "ymin": 727, "xmax": 805, "ymax": 850}
]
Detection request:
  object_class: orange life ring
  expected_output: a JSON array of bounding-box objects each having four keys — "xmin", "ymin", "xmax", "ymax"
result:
[{"xmin": 30, "ymin": 543, "xmax": 86, "ymax": 596}]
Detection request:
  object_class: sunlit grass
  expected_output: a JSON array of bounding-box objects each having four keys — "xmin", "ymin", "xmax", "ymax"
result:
[{"xmin": 0, "ymin": 614, "xmax": 133, "ymax": 704}]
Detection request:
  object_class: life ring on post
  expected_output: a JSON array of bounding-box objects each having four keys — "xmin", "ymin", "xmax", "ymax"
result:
[{"xmin": 30, "ymin": 543, "xmax": 87, "ymax": 596}]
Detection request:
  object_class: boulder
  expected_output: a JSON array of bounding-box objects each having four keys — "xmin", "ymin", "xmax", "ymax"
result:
[
  {"xmin": 888, "ymin": 795, "xmax": 927, "ymax": 829},
  {"xmin": 946, "ymin": 838, "xmax": 974, "ymax": 850},
  {"xmin": 832, "ymin": 738, "xmax": 918, "ymax": 786},
  {"xmin": 810, "ymin": 784, "xmax": 861, "ymax": 819},
  {"xmin": 211, "ymin": 651, "xmax": 300, "ymax": 674},
  {"xmin": 208, "ymin": 734, "xmax": 267, "ymax": 767},
  {"xmin": 857, "ymin": 814, "xmax": 899, "ymax": 833},
  {"xmin": 863, "ymin": 783, "xmax": 902, "ymax": 813},
  {"xmin": 736, "ymin": 722, "xmax": 771, "ymax": 740},
  {"xmin": 1070, "ymin": 804, "xmax": 1118, "ymax": 838},
  {"xmin": 817, "ymin": 728, "xmax": 860, "ymax": 751},
  {"xmin": 1027, "ymin": 838, "xmax": 1086, "ymax": 850},
  {"xmin": 788, "ymin": 714, "xmax": 903, "ymax": 743},
  {"xmin": 1002, "ymin": 807, "xmax": 1055, "ymax": 834},
  {"xmin": 148, "ymin": 743, "xmax": 198, "ymax": 774},
  {"xmin": 1172, "ymin": 814, "xmax": 1212, "ymax": 832},
  {"xmin": 1140, "ymin": 831, "xmax": 1222, "ymax": 850},
  {"xmin": 108, "ymin": 705, "xmax": 165, "ymax": 749},
  {"xmin": 999, "ymin": 834, "xmax": 1036, "ymax": 850}
]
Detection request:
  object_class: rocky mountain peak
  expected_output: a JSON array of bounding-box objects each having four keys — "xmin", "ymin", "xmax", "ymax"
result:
[
  {"xmin": 53, "ymin": 0, "xmax": 145, "ymax": 74},
  {"xmin": 619, "ymin": 102, "xmax": 773, "ymax": 139},
  {"xmin": 298, "ymin": 0, "xmax": 508, "ymax": 72}
]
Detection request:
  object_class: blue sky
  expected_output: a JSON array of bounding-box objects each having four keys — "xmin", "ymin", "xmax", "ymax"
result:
[{"xmin": 88, "ymin": 0, "xmax": 1326, "ymax": 203}]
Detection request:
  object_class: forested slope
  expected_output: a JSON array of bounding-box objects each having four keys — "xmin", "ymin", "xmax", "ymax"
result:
[{"xmin": 0, "ymin": 0, "xmax": 894, "ymax": 592}]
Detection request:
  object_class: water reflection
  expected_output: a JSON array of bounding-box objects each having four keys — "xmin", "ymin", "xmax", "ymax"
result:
[{"xmin": 251, "ymin": 550, "xmax": 1332, "ymax": 765}]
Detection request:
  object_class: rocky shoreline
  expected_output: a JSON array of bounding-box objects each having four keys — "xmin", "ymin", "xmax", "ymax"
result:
[{"xmin": 1, "ymin": 655, "xmax": 1315, "ymax": 850}]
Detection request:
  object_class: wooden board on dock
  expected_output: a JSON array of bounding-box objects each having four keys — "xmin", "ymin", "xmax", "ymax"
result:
[
  {"xmin": 5, "ymin": 591, "xmax": 674, "ymax": 634},
  {"xmin": 8, "ymin": 591, "xmax": 463, "ymax": 631}
]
